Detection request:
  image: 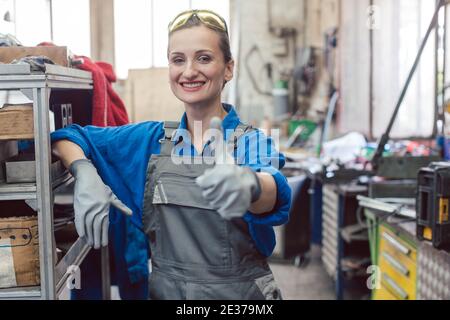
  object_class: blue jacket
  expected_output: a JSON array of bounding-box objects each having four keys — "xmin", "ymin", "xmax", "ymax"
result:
[{"xmin": 51, "ymin": 104, "xmax": 291, "ymax": 299}]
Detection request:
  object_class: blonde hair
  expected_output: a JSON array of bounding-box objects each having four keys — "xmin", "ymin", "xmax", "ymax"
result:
[{"xmin": 168, "ymin": 13, "xmax": 232, "ymax": 63}]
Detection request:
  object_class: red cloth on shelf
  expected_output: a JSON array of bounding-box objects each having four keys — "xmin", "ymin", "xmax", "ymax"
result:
[
  {"xmin": 37, "ymin": 42, "xmax": 129, "ymax": 127},
  {"xmin": 73, "ymin": 55, "xmax": 129, "ymax": 127}
]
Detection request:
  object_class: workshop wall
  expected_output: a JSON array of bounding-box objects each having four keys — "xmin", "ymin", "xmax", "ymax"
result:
[
  {"xmin": 90, "ymin": 0, "xmax": 115, "ymax": 66},
  {"xmin": 123, "ymin": 68, "xmax": 184, "ymax": 122},
  {"xmin": 232, "ymin": 0, "xmax": 302, "ymax": 125},
  {"xmin": 234, "ymin": 0, "xmax": 339, "ymax": 130},
  {"xmin": 303, "ymin": 0, "xmax": 339, "ymax": 124}
]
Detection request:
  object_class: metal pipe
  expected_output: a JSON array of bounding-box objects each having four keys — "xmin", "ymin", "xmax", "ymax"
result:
[
  {"xmin": 369, "ymin": 0, "xmax": 374, "ymax": 140},
  {"xmin": 244, "ymin": 45, "xmax": 272, "ymax": 96},
  {"xmin": 440, "ymin": 3, "xmax": 448, "ymax": 134},
  {"xmin": 267, "ymin": 0, "xmax": 274, "ymax": 34},
  {"xmin": 434, "ymin": 0, "xmax": 440, "ymax": 136},
  {"xmin": 49, "ymin": 0, "xmax": 53, "ymax": 42}
]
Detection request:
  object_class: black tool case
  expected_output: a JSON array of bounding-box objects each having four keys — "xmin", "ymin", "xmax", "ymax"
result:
[{"xmin": 417, "ymin": 162, "xmax": 450, "ymax": 250}]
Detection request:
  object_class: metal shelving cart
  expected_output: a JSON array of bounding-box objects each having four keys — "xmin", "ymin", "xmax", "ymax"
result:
[{"xmin": 0, "ymin": 63, "xmax": 110, "ymax": 300}]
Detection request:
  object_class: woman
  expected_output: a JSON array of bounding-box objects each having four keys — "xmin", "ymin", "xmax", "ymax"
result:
[{"xmin": 52, "ymin": 9, "xmax": 291, "ymax": 300}]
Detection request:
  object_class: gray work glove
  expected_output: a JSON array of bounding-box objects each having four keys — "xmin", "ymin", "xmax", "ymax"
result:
[
  {"xmin": 196, "ymin": 164, "xmax": 261, "ymax": 219},
  {"xmin": 69, "ymin": 159, "xmax": 132, "ymax": 249},
  {"xmin": 195, "ymin": 117, "xmax": 262, "ymax": 220}
]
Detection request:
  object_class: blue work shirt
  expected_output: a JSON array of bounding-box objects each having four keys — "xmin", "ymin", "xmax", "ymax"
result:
[{"xmin": 51, "ymin": 103, "xmax": 291, "ymax": 298}]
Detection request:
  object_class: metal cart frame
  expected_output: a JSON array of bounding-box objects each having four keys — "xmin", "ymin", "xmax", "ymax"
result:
[{"xmin": 0, "ymin": 64, "xmax": 110, "ymax": 300}]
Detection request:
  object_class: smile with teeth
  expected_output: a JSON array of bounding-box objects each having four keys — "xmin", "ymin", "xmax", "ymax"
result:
[{"xmin": 181, "ymin": 81, "xmax": 206, "ymax": 88}]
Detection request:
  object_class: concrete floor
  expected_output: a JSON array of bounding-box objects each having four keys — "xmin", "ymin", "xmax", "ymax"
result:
[
  {"xmin": 269, "ymin": 245, "xmax": 336, "ymax": 300},
  {"xmin": 60, "ymin": 244, "xmax": 338, "ymax": 300}
]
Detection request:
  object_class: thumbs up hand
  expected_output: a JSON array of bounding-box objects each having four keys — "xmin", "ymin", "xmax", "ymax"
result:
[{"xmin": 195, "ymin": 117, "xmax": 262, "ymax": 220}]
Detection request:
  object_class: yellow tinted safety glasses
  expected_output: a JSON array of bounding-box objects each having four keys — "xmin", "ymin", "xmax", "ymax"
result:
[{"xmin": 168, "ymin": 9, "xmax": 228, "ymax": 35}]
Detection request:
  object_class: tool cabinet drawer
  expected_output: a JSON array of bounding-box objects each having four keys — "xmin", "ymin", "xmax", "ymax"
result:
[
  {"xmin": 379, "ymin": 225, "xmax": 417, "ymax": 262},
  {"xmin": 378, "ymin": 258, "xmax": 416, "ymax": 299},
  {"xmin": 374, "ymin": 284, "xmax": 400, "ymax": 300},
  {"xmin": 378, "ymin": 249, "xmax": 416, "ymax": 282},
  {"xmin": 376, "ymin": 224, "xmax": 417, "ymax": 300}
]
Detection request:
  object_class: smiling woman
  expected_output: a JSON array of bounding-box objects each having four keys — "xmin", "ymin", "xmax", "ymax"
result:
[
  {"xmin": 51, "ymin": 9, "xmax": 291, "ymax": 301},
  {"xmin": 168, "ymin": 25, "xmax": 234, "ymax": 111}
]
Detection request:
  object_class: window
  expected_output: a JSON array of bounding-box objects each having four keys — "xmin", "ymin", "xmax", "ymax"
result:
[
  {"xmin": 0, "ymin": 0, "xmax": 90, "ymax": 56},
  {"xmin": 372, "ymin": 0, "xmax": 435, "ymax": 138},
  {"xmin": 51, "ymin": 0, "xmax": 90, "ymax": 56},
  {"xmin": 340, "ymin": 0, "xmax": 436, "ymax": 138},
  {"xmin": 114, "ymin": 0, "xmax": 153, "ymax": 79},
  {"xmin": 14, "ymin": 0, "xmax": 52, "ymax": 46},
  {"xmin": 0, "ymin": 0, "xmax": 15, "ymax": 35},
  {"xmin": 114, "ymin": 0, "xmax": 230, "ymax": 79}
]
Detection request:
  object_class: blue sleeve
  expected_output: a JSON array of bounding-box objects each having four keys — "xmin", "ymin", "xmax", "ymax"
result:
[
  {"xmin": 51, "ymin": 124, "xmax": 120, "ymax": 159},
  {"xmin": 50, "ymin": 122, "xmax": 164, "ymax": 227},
  {"xmin": 51, "ymin": 122, "xmax": 163, "ymax": 287},
  {"xmin": 237, "ymin": 129, "xmax": 291, "ymax": 226}
]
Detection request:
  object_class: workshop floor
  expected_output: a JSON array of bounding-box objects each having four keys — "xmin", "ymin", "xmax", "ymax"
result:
[
  {"xmin": 61, "ymin": 244, "xmax": 338, "ymax": 300},
  {"xmin": 269, "ymin": 244, "xmax": 336, "ymax": 300}
]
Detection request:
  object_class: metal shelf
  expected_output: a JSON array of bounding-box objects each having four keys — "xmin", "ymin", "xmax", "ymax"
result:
[
  {"xmin": 0, "ymin": 286, "xmax": 41, "ymax": 300},
  {"xmin": 0, "ymin": 182, "xmax": 37, "ymax": 200},
  {"xmin": 0, "ymin": 172, "xmax": 73, "ymax": 201},
  {"xmin": 0, "ymin": 64, "xmax": 110, "ymax": 300},
  {"xmin": 357, "ymin": 195, "xmax": 416, "ymax": 219},
  {"xmin": 0, "ymin": 63, "xmax": 93, "ymax": 90},
  {"xmin": 55, "ymin": 238, "xmax": 90, "ymax": 296}
]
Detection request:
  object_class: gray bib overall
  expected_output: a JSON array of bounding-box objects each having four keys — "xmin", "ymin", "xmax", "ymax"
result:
[{"xmin": 142, "ymin": 121, "xmax": 282, "ymax": 300}]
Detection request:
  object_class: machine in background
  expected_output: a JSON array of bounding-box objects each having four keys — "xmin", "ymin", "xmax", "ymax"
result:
[{"xmin": 417, "ymin": 162, "xmax": 450, "ymax": 250}]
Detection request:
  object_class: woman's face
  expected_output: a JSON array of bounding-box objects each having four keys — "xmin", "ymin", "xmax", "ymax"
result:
[{"xmin": 168, "ymin": 25, "xmax": 234, "ymax": 107}]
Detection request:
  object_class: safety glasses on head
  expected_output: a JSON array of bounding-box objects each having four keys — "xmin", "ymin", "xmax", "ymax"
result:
[{"xmin": 168, "ymin": 9, "xmax": 228, "ymax": 36}]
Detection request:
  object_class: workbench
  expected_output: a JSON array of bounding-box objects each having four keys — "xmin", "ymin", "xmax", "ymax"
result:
[{"xmin": 359, "ymin": 196, "xmax": 450, "ymax": 300}]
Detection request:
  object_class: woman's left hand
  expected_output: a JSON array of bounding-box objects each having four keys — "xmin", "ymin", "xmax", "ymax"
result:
[{"xmin": 195, "ymin": 163, "xmax": 261, "ymax": 220}]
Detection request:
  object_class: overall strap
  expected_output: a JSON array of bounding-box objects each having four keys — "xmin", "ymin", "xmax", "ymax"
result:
[
  {"xmin": 159, "ymin": 121, "xmax": 254, "ymax": 156},
  {"xmin": 229, "ymin": 122, "xmax": 254, "ymax": 150},
  {"xmin": 159, "ymin": 121, "xmax": 180, "ymax": 156}
]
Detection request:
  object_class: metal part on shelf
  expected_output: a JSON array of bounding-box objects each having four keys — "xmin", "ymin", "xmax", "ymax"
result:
[
  {"xmin": 0, "ymin": 182, "xmax": 37, "ymax": 200},
  {"xmin": 5, "ymin": 156, "xmax": 64, "ymax": 183},
  {"xmin": 357, "ymin": 195, "xmax": 416, "ymax": 219},
  {"xmin": 0, "ymin": 172, "xmax": 73, "ymax": 201},
  {"xmin": 340, "ymin": 224, "xmax": 369, "ymax": 242},
  {"xmin": 0, "ymin": 63, "xmax": 30, "ymax": 75},
  {"xmin": 24, "ymin": 199, "xmax": 37, "ymax": 211},
  {"xmin": 55, "ymin": 237, "xmax": 90, "ymax": 296},
  {"xmin": 0, "ymin": 286, "xmax": 41, "ymax": 300}
]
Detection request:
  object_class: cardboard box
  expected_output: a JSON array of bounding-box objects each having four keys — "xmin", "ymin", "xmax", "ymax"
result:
[
  {"xmin": 0, "ymin": 216, "xmax": 40, "ymax": 288},
  {"xmin": 0, "ymin": 104, "xmax": 34, "ymax": 140},
  {"xmin": 0, "ymin": 46, "xmax": 70, "ymax": 67}
]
